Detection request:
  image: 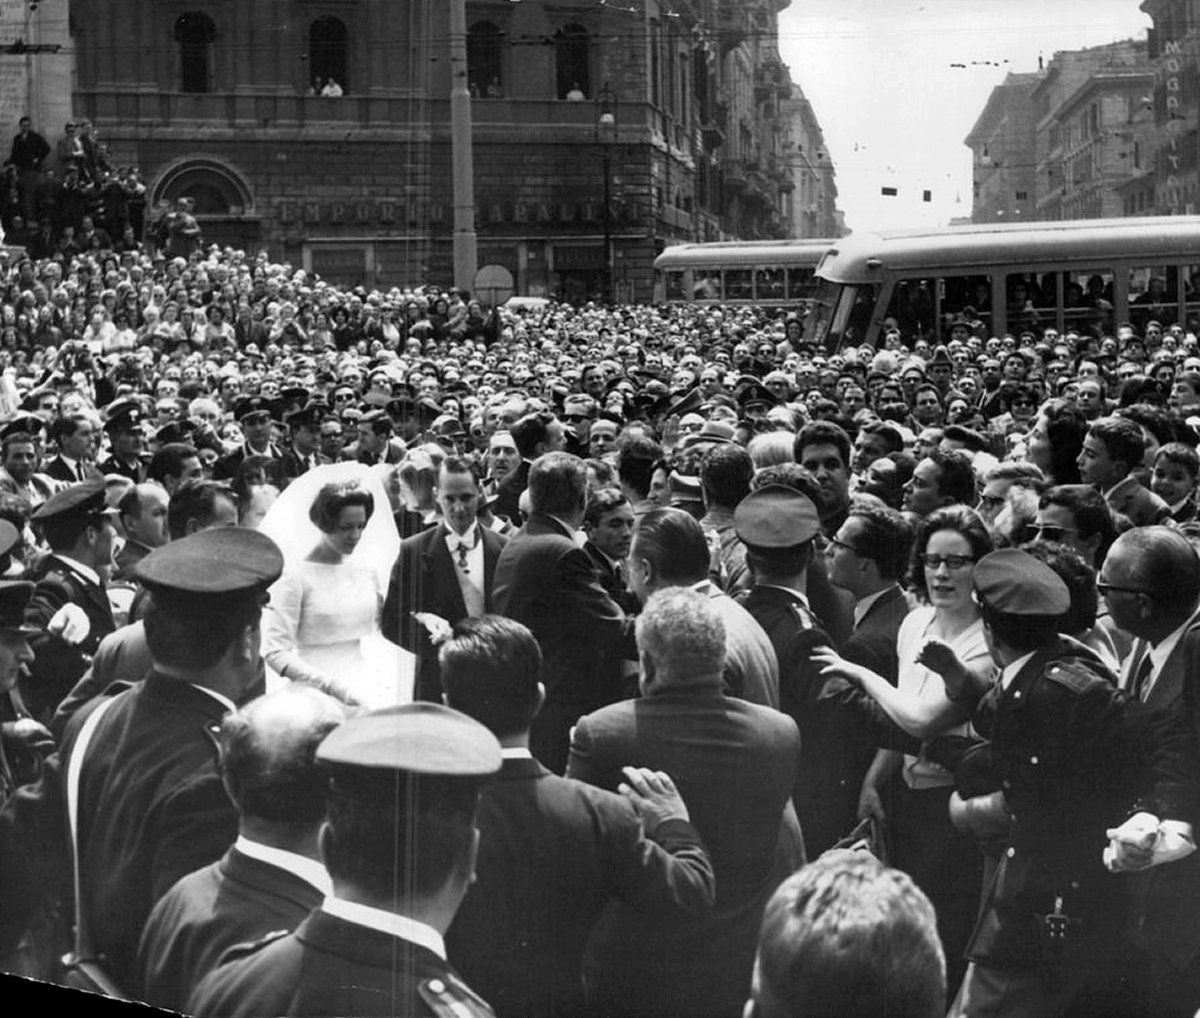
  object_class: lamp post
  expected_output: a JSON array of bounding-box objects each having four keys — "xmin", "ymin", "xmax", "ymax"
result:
[
  {"xmin": 595, "ymin": 82, "xmax": 616, "ymax": 304},
  {"xmin": 449, "ymin": 0, "xmax": 478, "ymax": 294}
]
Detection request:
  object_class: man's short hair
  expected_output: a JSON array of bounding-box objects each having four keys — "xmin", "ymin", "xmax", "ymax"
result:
[
  {"xmin": 700, "ymin": 443, "xmax": 754, "ymax": 509},
  {"xmin": 925, "ymin": 448, "xmax": 976, "ymax": 507},
  {"xmin": 636, "ymin": 587, "xmax": 725, "ymax": 682},
  {"xmin": 983, "ymin": 461, "xmax": 1045, "ymax": 487},
  {"xmin": 632, "ymin": 506, "xmax": 711, "ymax": 584},
  {"xmin": 1154, "ymin": 441, "xmax": 1200, "ymax": 479},
  {"xmin": 148, "ymin": 442, "xmax": 198, "ymax": 485},
  {"xmin": 846, "ymin": 503, "xmax": 914, "ymax": 582},
  {"xmin": 440, "ymin": 615, "xmax": 543, "ymax": 739},
  {"xmin": 1038, "ymin": 484, "xmax": 1116, "ymax": 561},
  {"xmin": 511, "ymin": 412, "xmax": 557, "ymax": 459},
  {"xmin": 794, "ymin": 420, "xmax": 850, "ymax": 470},
  {"xmin": 941, "ymin": 424, "xmax": 988, "ymax": 454},
  {"xmin": 858, "ymin": 421, "xmax": 904, "ymax": 456},
  {"xmin": 1113, "ymin": 525, "xmax": 1200, "ymax": 619},
  {"xmin": 1088, "ymin": 416, "xmax": 1145, "ymax": 472},
  {"xmin": 584, "ymin": 485, "xmax": 629, "ymax": 527},
  {"xmin": 616, "ymin": 435, "xmax": 664, "ymax": 500},
  {"xmin": 1, "ymin": 432, "xmax": 36, "ymax": 460},
  {"xmin": 166, "ymin": 479, "xmax": 235, "ymax": 541},
  {"xmin": 218, "ymin": 687, "xmax": 347, "ymax": 823},
  {"xmin": 751, "ymin": 850, "xmax": 945, "ymax": 1018},
  {"xmin": 527, "ymin": 451, "xmax": 587, "ymax": 517}
]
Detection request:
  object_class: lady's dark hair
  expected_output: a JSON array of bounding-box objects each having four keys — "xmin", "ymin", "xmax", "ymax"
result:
[
  {"xmin": 907, "ymin": 505, "xmax": 993, "ymax": 600},
  {"xmin": 1039, "ymin": 399, "xmax": 1086, "ymax": 484},
  {"xmin": 309, "ymin": 482, "xmax": 375, "ymax": 532}
]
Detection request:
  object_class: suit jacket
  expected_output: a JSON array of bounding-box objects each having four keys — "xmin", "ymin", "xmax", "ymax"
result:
[
  {"xmin": 22, "ymin": 554, "xmax": 117, "ymax": 721},
  {"xmin": 113, "ymin": 537, "xmax": 153, "ymax": 582},
  {"xmin": 567, "ymin": 689, "xmax": 804, "ymax": 1018},
  {"xmin": 42, "ymin": 455, "xmax": 101, "ymax": 484},
  {"xmin": 49, "ymin": 620, "xmax": 151, "ymax": 740},
  {"xmin": 212, "ymin": 444, "xmax": 284, "ymax": 483},
  {"xmin": 740, "ymin": 583, "xmax": 876, "ymax": 856},
  {"xmin": 188, "ymin": 909, "xmax": 494, "ymax": 1018},
  {"xmin": 491, "ymin": 460, "xmax": 531, "ymax": 527},
  {"xmin": 62, "ymin": 672, "xmax": 239, "ymax": 991},
  {"xmin": 278, "ymin": 447, "xmax": 331, "ymax": 486},
  {"xmin": 699, "ymin": 580, "xmax": 780, "ymax": 709},
  {"xmin": 382, "ymin": 523, "xmax": 507, "ymax": 701},
  {"xmin": 446, "ymin": 755, "xmax": 714, "ymax": 1018},
  {"xmin": 1106, "ymin": 475, "xmax": 1170, "ymax": 528},
  {"xmin": 584, "ymin": 540, "xmax": 640, "ymax": 614},
  {"xmin": 96, "ymin": 453, "xmax": 145, "ymax": 484},
  {"xmin": 1124, "ymin": 618, "xmax": 1200, "ymax": 977},
  {"xmin": 493, "ymin": 513, "xmax": 633, "ymax": 773},
  {"xmin": 842, "ymin": 584, "xmax": 910, "ymax": 687},
  {"xmin": 137, "ymin": 845, "xmax": 325, "ymax": 1010}
]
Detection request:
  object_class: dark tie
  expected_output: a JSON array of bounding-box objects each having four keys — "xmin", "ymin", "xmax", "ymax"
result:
[
  {"xmin": 1130, "ymin": 652, "xmax": 1153, "ymax": 702},
  {"xmin": 76, "ymin": 462, "xmax": 85, "ymax": 482}
]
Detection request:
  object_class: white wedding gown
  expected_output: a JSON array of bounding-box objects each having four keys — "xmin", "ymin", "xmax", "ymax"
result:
[{"xmin": 257, "ymin": 462, "xmax": 414, "ymax": 708}]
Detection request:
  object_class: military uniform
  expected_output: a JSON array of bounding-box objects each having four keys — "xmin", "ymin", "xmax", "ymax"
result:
[
  {"xmin": 950, "ymin": 550, "xmax": 1198, "ymax": 1017},
  {"xmin": 190, "ymin": 702, "xmax": 502, "ymax": 1018}
]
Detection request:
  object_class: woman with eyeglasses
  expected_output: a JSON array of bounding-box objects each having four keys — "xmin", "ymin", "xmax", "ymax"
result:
[{"xmin": 814, "ymin": 505, "xmax": 993, "ymax": 995}]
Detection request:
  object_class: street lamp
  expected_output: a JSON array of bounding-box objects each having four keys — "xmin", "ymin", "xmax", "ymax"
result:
[{"xmin": 595, "ymin": 82, "xmax": 617, "ymax": 304}]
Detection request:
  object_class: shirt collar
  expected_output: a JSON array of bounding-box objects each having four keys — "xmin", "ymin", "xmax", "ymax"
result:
[
  {"xmin": 234, "ymin": 835, "xmax": 332, "ymax": 896},
  {"xmin": 854, "ymin": 585, "xmax": 896, "ymax": 627},
  {"xmin": 54, "ymin": 553, "xmax": 100, "ymax": 587},
  {"xmin": 500, "ymin": 747, "xmax": 533, "ymax": 759},
  {"xmin": 759, "ymin": 583, "xmax": 810, "ymax": 607},
  {"xmin": 189, "ymin": 683, "xmax": 237, "ymax": 714},
  {"xmin": 1148, "ymin": 615, "xmax": 1196, "ymax": 674},
  {"xmin": 445, "ymin": 523, "xmax": 479, "ymax": 549},
  {"xmin": 1000, "ymin": 650, "xmax": 1037, "ymax": 690},
  {"xmin": 320, "ymin": 896, "xmax": 446, "ymax": 959}
]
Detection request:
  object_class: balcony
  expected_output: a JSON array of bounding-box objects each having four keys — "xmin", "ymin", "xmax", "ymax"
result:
[
  {"xmin": 701, "ymin": 119, "xmax": 725, "ymax": 152},
  {"xmin": 722, "ymin": 158, "xmax": 750, "ymax": 192}
]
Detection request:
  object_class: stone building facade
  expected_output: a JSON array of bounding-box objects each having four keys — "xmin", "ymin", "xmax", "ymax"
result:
[
  {"xmin": 964, "ymin": 72, "xmax": 1041, "ymax": 224},
  {"xmin": 67, "ymin": 0, "xmax": 809, "ymax": 299},
  {"xmin": 781, "ymin": 87, "xmax": 843, "ymax": 238},
  {"xmin": 1138, "ymin": 0, "xmax": 1200, "ymax": 214}
]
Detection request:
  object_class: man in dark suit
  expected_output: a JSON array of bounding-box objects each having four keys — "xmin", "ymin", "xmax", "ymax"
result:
[
  {"xmin": 278, "ymin": 400, "xmax": 331, "ymax": 486},
  {"xmin": 1079, "ymin": 416, "xmax": 1170, "ymax": 528},
  {"xmin": 383, "ymin": 457, "xmax": 507, "ymax": 701},
  {"xmin": 137, "ymin": 686, "xmax": 347, "ymax": 1010},
  {"xmin": 491, "ymin": 411, "xmax": 566, "ymax": 527},
  {"xmin": 188, "ymin": 703, "xmax": 502, "ymax": 1018},
  {"xmin": 582, "ymin": 485, "xmax": 639, "ymax": 612},
  {"xmin": 567, "ymin": 587, "xmax": 804, "ymax": 1018},
  {"xmin": 96, "ymin": 398, "xmax": 147, "ymax": 483},
  {"xmin": 737, "ymin": 485, "xmax": 877, "ymax": 857},
  {"xmin": 1100, "ymin": 526, "xmax": 1200, "ymax": 1016},
  {"xmin": 212, "ymin": 396, "xmax": 283, "ymax": 482},
  {"xmin": 21, "ymin": 479, "xmax": 120, "ymax": 721},
  {"xmin": 43, "ymin": 413, "xmax": 101, "ymax": 484},
  {"xmin": 441, "ymin": 615, "xmax": 714, "ymax": 1017},
  {"xmin": 492, "ymin": 451, "xmax": 632, "ymax": 773},
  {"xmin": 825, "ymin": 502, "xmax": 914, "ymax": 686},
  {"xmin": 112, "ymin": 482, "xmax": 169, "ymax": 582}
]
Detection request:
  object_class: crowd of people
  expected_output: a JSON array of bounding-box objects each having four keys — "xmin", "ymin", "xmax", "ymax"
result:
[{"xmin": 0, "ymin": 210, "xmax": 1196, "ymax": 1018}]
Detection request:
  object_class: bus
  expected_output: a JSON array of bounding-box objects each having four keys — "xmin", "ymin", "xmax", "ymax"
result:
[
  {"xmin": 654, "ymin": 238, "xmax": 834, "ymax": 307},
  {"xmin": 804, "ymin": 216, "xmax": 1200, "ymax": 350}
]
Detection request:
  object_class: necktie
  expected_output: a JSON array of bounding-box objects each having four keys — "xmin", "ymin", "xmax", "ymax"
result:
[
  {"xmin": 1130, "ymin": 652, "xmax": 1153, "ymax": 702},
  {"xmin": 76, "ymin": 462, "xmax": 85, "ymax": 482}
]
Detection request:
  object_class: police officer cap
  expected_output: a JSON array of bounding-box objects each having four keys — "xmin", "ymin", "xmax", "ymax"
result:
[
  {"xmin": 317, "ymin": 702, "xmax": 502, "ymax": 778},
  {"xmin": 285, "ymin": 400, "xmax": 327, "ymax": 428},
  {"xmin": 973, "ymin": 548, "xmax": 1069, "ymax": 616},
  {"xmin": 134, "ymin": 528, "xmax": 284, "ymax": 607},
  {"xmin": 0, "ymin": 579, "xmax": 37, "ymax": 633},
  {"xmin": 734, "ymin": 484, "xmax": 821, "ymax": 548},
  {"xmin": 234, "ymin": 395, "xmax": 277, "ymax": 422},
  {"xmin": 737, "ymin": 382, "xmax": 775, "ymax": 409},
  {"xmin": 31, "ymin": 477, "xmax": 118, "ymax": 524},
  {"xmin": 0, "ymin": 414, "xmax": 45, "ymax": 441},
  {"xmin": 103, "ymin": 397, "xmax": 144, "ymax": 433}
]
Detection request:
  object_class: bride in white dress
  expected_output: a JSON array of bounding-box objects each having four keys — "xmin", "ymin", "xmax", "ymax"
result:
[{"xmin": 258, "ymin": 462, "xmax": 413, "ymax": 707}]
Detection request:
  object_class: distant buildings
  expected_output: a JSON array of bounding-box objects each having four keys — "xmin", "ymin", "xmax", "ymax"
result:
[
  {"xmin": 782, "ymin": 89, "xmax": 845, "ymax": 238},
  {"xmin": 966, "ymin": 40, "xmax": 1155, "ymax": 222}
]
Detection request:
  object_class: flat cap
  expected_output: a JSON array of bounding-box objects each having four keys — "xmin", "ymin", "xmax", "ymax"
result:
[
  {"xmin": 317, "ymin": 702, "xmax": 502, "ymax": 777},
  {"xmin": 734, "ymin": 484, "xmax": 821, "ymax": 548},
  {"xmin": 32, "ymin": 477, "xmax": 118, "ymax": 524},
  {"xmin": 973, "ymin": 548, "xmax": 1069, "ymax": 616},
  {"xmin": 134, "ymin": 528, "xmax": 284, "ymax": 604}
]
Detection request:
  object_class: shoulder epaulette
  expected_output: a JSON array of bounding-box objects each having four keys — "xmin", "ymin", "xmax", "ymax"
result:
[
  {"xmin": 1043, "ymin": 659, "xmax": 1106, "ymax": 696},
  {"xmin": 418, "ymin": 974, "xmax": 495, "ymax": 1018},
  {"xmin": 218, "ymin": 928, "xmax": 289, "ymax": 964}
]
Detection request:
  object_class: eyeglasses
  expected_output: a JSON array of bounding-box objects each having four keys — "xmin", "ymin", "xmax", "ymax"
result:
[
  {"xmin": 562, "ymin": 413, "xmax": 590, "ymax": 423},
  {"xmin": 919, "ymin": 553, "xmax": 975, "ymax": 570},
  {"xmin": 1030, "ymin": 523, "xmax": 1078, "ymax": 541},
  {"xmin": 1096, "ymin": 581, "xmax": 1151, "ymax": 598},
  {"xmin": 826, "ymin": 537, "xmax": 860, "ymax": 556}
]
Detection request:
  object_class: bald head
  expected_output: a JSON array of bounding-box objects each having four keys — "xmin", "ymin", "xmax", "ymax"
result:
[
  {"xmin": 219, "ymin": 687, "xmax": 348, "ymax": 824},
  {"xmin": 118, "ymin": 482, "xmax": 170, "ymax": 549},
  {"xmin": 1102, "ymin": 526, "xmax": 1200, "ymax": 639}
]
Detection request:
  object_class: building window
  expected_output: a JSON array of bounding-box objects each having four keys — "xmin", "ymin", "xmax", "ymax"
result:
[
  {"xmin": 555, "ymin": 24, "xmax": 590, "ymax": 100},
  {"xmin": 174, "ymin": 12, "xmax": 216, "ymax": 93},
  {"xmin": 309, "ymin": 16, "xmax": 349, "ymax": 94},
  {"xmin": 468, "ymin": 21, "xmax": 503, "ymax": 97}
]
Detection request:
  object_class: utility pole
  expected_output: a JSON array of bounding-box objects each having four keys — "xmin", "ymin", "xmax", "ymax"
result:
[{"xmin": 449, "ymin": 0, "xmax": 478, "ymax": 294}]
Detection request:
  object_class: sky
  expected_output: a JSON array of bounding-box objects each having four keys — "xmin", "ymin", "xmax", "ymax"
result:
[{"xmin": 777, "ymin": 0, "xmax": 1153, "ymax": 232}]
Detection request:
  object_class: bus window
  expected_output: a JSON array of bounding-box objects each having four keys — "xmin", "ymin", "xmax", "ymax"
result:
[
  {"xmin": 1005, "ymin": 273, "xmax": 1048, "ymax": 337},
  {"xmin": 756, "ymin": 267, "xmax": 785, "ymax": 301},
  {"xmin": 940, "ymin": 274, "xmax": 992, "ymax": 339},
  {"xmin": 1184, "ymin": 266, "xmax": 1200, "ymax": 332},
  {"xmin": 1062, "ymin": 269, "xmax": 1114, "ymax": 338},
  {"xmin": 885, "ymin": 278, "xmax": 936, "ymax": 343},
  {"xmin": 692, "ymin": 270, "xmax": 720, "ymax": 300},
  {"xmin": 725, "ymin": 269, "xmax": 753, "ymax": 300},
  {"xmin": 806, "ymin": 280, "xmax": 879, "ymax": 350},
  {"xmin": 664, "ymin": 270, "xmax": 686, "ymax": 301},
  {"xmin": 787, "ymin": 266, "xmax": 817, "ymax": 300},
  {"xmin": 1129, "ymin": 265, "xmax": 1178, "ymax": 329}
]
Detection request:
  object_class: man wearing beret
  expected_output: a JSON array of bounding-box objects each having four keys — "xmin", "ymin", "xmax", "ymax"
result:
[
  {"xmin": 189, "ymin": 703, "xmax": 502, "ymax": 1018},
  {"xmin": 21, "ymin": 478, "xmax": 120, "ymax": 721},
  {"xmin": 931, "ymin": 549, "xmax": 1199, "ymax": 1017}
]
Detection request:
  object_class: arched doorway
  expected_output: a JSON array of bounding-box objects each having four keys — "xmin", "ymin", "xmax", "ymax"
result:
[{"xmin": 152, "ymin": 158, "xmax": 260, "ymax": 252}]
